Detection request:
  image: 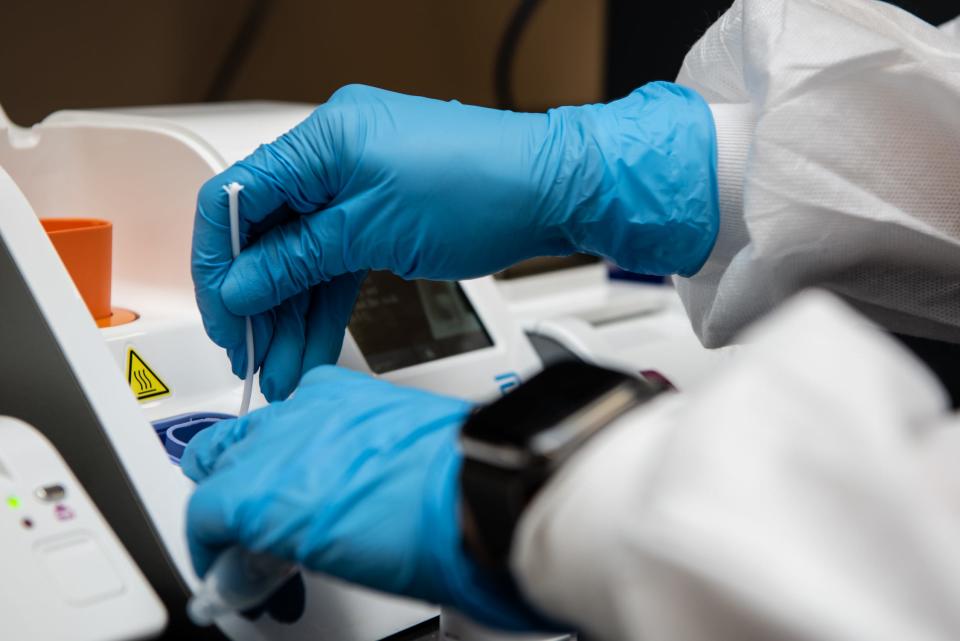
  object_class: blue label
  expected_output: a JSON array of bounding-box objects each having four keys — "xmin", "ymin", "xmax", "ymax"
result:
[{"xmin": 494, "ymin": 371, "xmax": 521, "ymax": 395}]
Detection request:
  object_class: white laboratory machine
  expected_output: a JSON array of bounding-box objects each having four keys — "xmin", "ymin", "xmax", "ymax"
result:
[
  {"xmin": 496, "ymin": 259, "xmax": 735, "ymax": 391},
  {"xmin": 0, "ymin": 101, "xmax": 567, "ymax": 640},
  {"xmin": 0, "ymin": 416, "xmax": 166, "ymax": 641}
]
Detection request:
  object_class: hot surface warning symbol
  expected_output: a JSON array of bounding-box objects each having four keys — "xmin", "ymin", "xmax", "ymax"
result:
[{"xmin": 126, "ymin": 348, "xmax": 171, "ymax": 402}]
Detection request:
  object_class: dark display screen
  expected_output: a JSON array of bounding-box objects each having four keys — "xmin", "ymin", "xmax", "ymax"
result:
[{"xmin": 348, "ymin": 271, "xmax": 494, "ymax": 374}]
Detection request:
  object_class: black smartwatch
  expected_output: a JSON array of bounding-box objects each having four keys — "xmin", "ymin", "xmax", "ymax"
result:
[{"xmin": 459, "ymin": 360, "xmax": 664, "ymax": 568}]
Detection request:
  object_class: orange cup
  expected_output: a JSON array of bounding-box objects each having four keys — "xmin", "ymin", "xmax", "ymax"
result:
[{"xmin": 41, "ymin": 218, "xmax": 113, "ymax": 320}]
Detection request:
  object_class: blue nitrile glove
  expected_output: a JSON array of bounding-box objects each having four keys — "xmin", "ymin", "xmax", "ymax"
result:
[
  {"xmin": 192, "ymin": 82, "xmax": 719, "ymax": 400},
  {"xmin": 182, "ymin": 366, "xmax": 555, "ymax": 631}
]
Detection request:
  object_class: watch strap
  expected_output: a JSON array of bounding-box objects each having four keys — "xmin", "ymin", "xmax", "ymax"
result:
[
  {"xmin": 461, "ymin": 457, "xmax": 543, "ymax": 566},
  {"xmin": 460, "ymin": 361, "xmax": 665, "ymax": 568}
]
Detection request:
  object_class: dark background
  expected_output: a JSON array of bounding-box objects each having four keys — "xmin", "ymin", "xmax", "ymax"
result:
[
  {"xmin": 1, "ymin": 0, "xmax": 604, "ymax": 124},
  {"xmin": 3, "ymin": 1, "xmax": 954, "ymax": 127},
  {"xmin": 605, "ymin": 0, "xmax": 957, "ymax": 100}
]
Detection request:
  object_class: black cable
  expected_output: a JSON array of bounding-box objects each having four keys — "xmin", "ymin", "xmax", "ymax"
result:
[
  {"xmin": 494, "ymin": 0, "xmax": 545, "ymax": 110},
  {"xmin": 205, "ymin": 0, "xmax": 271, "ymax": 102}
]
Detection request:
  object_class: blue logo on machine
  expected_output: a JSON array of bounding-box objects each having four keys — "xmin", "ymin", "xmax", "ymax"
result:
[{"xmin": 494, "ymin": 372, "xmax": 521, "ymax": 395}]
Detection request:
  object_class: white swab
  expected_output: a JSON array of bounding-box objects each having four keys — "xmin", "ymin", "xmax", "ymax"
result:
[
  {"xmin": 224, "ymin": 182, "xmax": 254, "ymax": 417},
  {"xmin": 188, "ymin": 184, "xmax": 295, "ymax": 627}
]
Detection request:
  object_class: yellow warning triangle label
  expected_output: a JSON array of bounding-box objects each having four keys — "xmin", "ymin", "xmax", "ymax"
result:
[{"xmin": 126, "ymin": 348, "xmax": 171, "ymax": 402}]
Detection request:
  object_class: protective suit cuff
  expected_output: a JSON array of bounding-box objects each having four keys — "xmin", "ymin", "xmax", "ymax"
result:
[{"xmin": 708, "ymin": 103, "xmax": 754, "ymax": 230}]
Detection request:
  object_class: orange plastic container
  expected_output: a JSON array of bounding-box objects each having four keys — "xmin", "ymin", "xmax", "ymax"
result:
[
  {"xmin": 41, "ymin": 218, "xmax": 137, "ymax": 327},
  {"xmin": 42, "ymin": 218, "xmax": 113, "ymax": 320}
]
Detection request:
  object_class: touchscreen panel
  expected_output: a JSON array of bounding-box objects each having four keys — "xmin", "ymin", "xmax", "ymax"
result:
[{"xmin": 348, "ymin": 271, "xmax": 493, "ymax": 374}]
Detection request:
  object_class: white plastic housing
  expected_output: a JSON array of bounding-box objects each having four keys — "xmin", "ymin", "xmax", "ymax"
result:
[
  {"xmin": 497, "ymin": 264, "xmax": 735, "ymax": 391},
  {"xmin": 0, "ymin": 416, "xmax": 166, "ymax": 641}
]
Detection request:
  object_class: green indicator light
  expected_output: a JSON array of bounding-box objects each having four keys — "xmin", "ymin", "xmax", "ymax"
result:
[{"xmin": 6, "ymin": 496, "xmax": 20, "ymax": 509}]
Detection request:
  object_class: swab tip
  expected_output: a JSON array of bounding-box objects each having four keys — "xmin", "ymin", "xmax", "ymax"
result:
[{"xmin": 223, "ymin": 182, "xmax": 244, "ymax": 195}]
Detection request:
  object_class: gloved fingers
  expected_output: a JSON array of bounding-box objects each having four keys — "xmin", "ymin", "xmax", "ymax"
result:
[
  {"xmin": 192, "ymin": 180, "xmax": 249, "ymax": 367},
  {"xmin": 202, "ymin": 122, "xmax": 338, "ymax": 234},
  {"xmin": 185, "ymin": 467, "xmax": 246, "ymax": 577},
  {"xmin": 299, "ymin": 272, "xmax": 367, "ymax": 378},
  {"xmin": 259, "ymin": 293, "xmax": 311, "ymax": 402},
  {"xmin": 221, "ymin": 212, "xmax": 353, "ymax": 317},
  {"xmin": 192, "ymin": 111, "xmax": 339, "ymax": 368},
  {"xmin": 181, "ymin": 415, "xmax": 253, "ymax": 483},
  {"xmin": 296, "ymin": 363, "xmax": 470, "ymax": 416},
  {"xmin": 192, "ymin": 172, "xmax": 295, "ymax": 378},
  {"xmin": 234, "ymin": 117, "xmax": 341, "ymax": 216},
  {"xmin": 216, "ymin": 206, "xmax": 303, "ymax": 381},
  {"xmin": 224, "ymin": 311, "xmax": 275, "ymax": 379},
  {"xmin": 297, "ymin": 363, "xmax": 383, "ymax": 391},
  {"xmin": 251, "ymin": 269, "xmax": 361, "ymax": 402}
]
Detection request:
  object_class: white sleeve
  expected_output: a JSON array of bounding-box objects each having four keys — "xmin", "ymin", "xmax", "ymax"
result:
[
  {"xmin": 511, "ymin": 290, "xmax": 960, "ymax": 641},
  {"xmin": 942, "ymin": 16, "xmax": 960, "ymax": 39},
  {"xmin": 672, "ymin": 0, "xmax": 960, "ymax": 348}
]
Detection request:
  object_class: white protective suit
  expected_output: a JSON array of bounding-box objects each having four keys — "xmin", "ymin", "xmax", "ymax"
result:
[
  {"xmin": 510, "ymin": 2, "xmax": 960, "ymax": 640},
  {"xmin": 675, "ymin": 0, "xmax": 960, "ymax": 347}
]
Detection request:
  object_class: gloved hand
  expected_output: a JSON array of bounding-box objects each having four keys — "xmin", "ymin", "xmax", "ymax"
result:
[
  {"xmin": 192, "ymin": 82, "xmax": 719, "ymax": 400},
  {"xmin": 182, "ymin": 366, "xmax": 552, "ymax": 631}
]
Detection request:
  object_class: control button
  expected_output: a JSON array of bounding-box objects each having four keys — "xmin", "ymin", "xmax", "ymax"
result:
[
  {"xmin": 35, "ymin": 534, "xmax": 125, "ymax": 605},
  {"xmin": 639, "ymin": 370, "xmax": 676, "ymax": 392},
  {"xmin": 54, "ymin": 504, "xmax": 75, "ymax": 521},
  {"xmin": 35, "ymin": 484, "xmax": 66, "ymax": 502}
]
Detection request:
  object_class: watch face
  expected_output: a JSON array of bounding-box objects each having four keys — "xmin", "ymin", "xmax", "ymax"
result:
[{"xmin": 461, "ymin": 360, "xmax": 651, "ymax": 448}]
